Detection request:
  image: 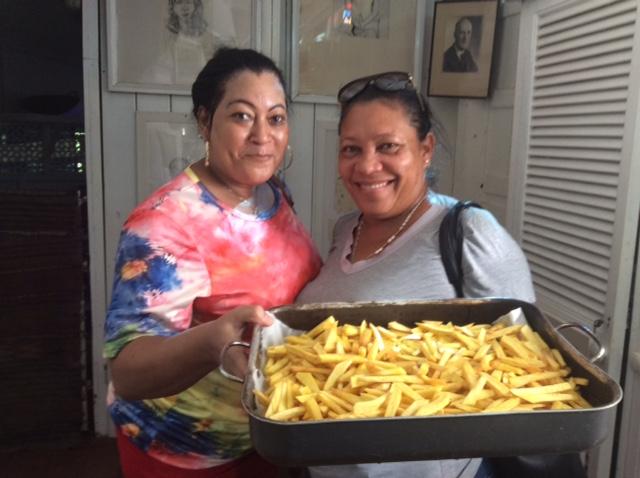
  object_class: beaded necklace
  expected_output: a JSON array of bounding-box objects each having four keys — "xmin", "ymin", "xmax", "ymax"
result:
[{"xmin": 352, "ymin": 197, "xmax": 425, "ymax": 260}]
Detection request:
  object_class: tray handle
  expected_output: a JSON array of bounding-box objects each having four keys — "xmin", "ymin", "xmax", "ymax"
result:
[
  {"xmin": 219, "ymin": 340, "xmax": 250, "ymax": 383},
  {"xmin": 555, "ymin": 322, "xmax": 606, "ymax": 363}
]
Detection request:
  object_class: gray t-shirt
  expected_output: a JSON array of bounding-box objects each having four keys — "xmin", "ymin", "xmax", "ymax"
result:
[
  {"xmin": 297, "ymin": 204, "xmax": 535, "ymax": 304},
  {"xmin": 296, "ymin": 203, "xmax": 535, "ymax": 478}
]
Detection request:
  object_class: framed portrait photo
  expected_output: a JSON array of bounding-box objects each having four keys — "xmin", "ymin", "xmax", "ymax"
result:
[
  {"xmin": 291, "ymin": 0, "xmax": 426, "ymax": 103},
  {"xmin": 427, "ymin": 0, "xmax": 498, "ymax": 98},
  {"xmin": 107, "ymin": 0, "xmax": 256, "ymax": 95},
  {"xmin": 136, "ymin": 112, "xmax": 204, "ymax": 201}
]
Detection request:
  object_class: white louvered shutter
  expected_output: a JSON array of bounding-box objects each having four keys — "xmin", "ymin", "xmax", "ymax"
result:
[
  {"xmin": 512, "ymin": 0, "xmax": 638, "ymax": 329},
  {"xmin": 510, "ymin": 1, "xmax": 640, "ymax": 477}
]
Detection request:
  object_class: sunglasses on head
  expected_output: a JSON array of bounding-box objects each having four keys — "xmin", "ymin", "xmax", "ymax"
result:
[
  {"xmin": 337, "ymin": 71, "xmax": 425, "ymax": 111},
  {"xmin": 338, "ymin": 71, "xmax": 415, "ymax": 100}
]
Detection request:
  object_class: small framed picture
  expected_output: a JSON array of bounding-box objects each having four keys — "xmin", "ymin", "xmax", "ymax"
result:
[
  {"xmin": 428, "ymin": 0, "xmax": 498, "ymax": 98},
  {"xmin": 291, "ymin": 0, "xmax": 426, "ymax": 103},
  {"xmin": 136, "ymin": 112, "xmax": 204, "ymax": 201},
  {"xmin": 107, "ymin": 0, "xmax": 256, "ymax": 95}
]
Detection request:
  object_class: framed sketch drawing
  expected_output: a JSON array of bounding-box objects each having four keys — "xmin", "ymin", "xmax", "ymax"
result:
[
  {"xmin": 291, "ymin": 0, "xmax": 426, "ymax": 103},
  {"xmin": 427, "ymin": 1, "xmax": 498, "ymax": 98},
  {"xmin": 136, "ymin": 112, "xmax": 204, "ymax": 201},
  {"xmin": 107, "ymin": 0, "xmax": 256, "ymax": 95}
]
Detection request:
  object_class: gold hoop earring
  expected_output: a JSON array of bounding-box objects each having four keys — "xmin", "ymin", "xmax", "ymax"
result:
[
  {"xmin": 204, "ymin": 141, "xmax": 210, "ymax": 168},
  {"xmin": 283, "ymin": 145, "xmax": 294, "ymax": 171}
]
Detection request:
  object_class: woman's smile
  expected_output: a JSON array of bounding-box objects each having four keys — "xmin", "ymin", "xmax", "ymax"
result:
[{"xmin": 356, "ymin": 179, "xmax": 394, "ymax": 190}]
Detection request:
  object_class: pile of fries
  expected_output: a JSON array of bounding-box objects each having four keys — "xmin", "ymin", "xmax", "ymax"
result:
[{"xmin": 254, "ymin": 315, "xmax": 591, "ymax": 422}]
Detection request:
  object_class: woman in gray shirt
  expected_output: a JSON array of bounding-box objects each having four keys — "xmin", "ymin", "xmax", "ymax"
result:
[{"xmin": 296, "ymin": 71, "xmax": 534, "ymax": 478}]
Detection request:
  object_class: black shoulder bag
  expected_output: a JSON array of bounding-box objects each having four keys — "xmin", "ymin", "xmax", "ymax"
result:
[
  {"xmin": 438, "ymin": 200, "xmax": 482, "ymax": 297},
  {"xmin": 438, "ymin": 200, "xmax": 587, "ymax": 478}
]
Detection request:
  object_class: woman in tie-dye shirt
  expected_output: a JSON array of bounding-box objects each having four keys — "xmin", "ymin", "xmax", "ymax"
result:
[{"xmin": 104, "ymin": 48, "xmax": 321, "ymax": 478}]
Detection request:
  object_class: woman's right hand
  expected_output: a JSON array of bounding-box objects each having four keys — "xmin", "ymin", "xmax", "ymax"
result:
[
  {"xmin": 110, "ymin": 305, "xmax": 273, "ymax": 400},
  {"xmin": 207, "ymin": 305, "xmax": 274, "ymax": 379}
]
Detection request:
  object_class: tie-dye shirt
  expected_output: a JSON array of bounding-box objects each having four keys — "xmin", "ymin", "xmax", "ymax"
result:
[{"xmin": 104, "ymin": 167, "xmax": 321, "ymax": 470}]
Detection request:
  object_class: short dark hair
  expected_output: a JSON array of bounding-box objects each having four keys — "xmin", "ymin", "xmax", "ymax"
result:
[
  {"xmin": 191, "ymin": 47, "xmax": 288, "ymax": 126},
  {"xmin": 338, "ymin": 86, "xmax": 433, "ymax": 141}
]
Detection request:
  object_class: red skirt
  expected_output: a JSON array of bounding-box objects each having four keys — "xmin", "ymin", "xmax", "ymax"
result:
[{"xmin": 116, "ymin": 430, "xmax": 278, "ymax": 478}]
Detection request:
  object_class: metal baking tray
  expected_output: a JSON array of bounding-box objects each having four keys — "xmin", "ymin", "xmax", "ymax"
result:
[{"xmin": 241, "ymin": 299, "xmax": 622, "ymax": 466}]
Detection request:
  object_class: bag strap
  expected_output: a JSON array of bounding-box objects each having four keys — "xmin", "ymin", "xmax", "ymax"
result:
[{"xmin": 438, "ymin": 200, "xmax": 483, "ymax": 298}]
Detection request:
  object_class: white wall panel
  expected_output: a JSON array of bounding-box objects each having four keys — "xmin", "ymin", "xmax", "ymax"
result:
[
  {"xmin": 285, "ymin": 102, "xmax": 315, "ymax": 231},
  {"xmin": 136, "ymin": 93, "xmax": 170, "ymax": 112},
  {"xmin": 450, "ymin": 3, "xmax": 521, "ymax": 227},
  {"xmin": 310, "ymin": 104, "xmax": 343, "ymax": 258},
  {"xmin": 171, "ymin": 95, "xmax": 194, "ymax": 114}
]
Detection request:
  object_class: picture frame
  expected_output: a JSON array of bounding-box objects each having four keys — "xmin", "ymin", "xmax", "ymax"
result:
[
  {"xmin": 107, "ymin": 0, "xmax": 257, "ymax": 95},
  {"xmin": 291, "ymin": 0, "xmax": 426, "ymax": 103},
  {"xmin": 136, "ymin": 112, "xmax": 204, "ymax": 201},
  {"xmin": 427, "ymin": 0, "xmax": 498, "ymax": 98}
]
